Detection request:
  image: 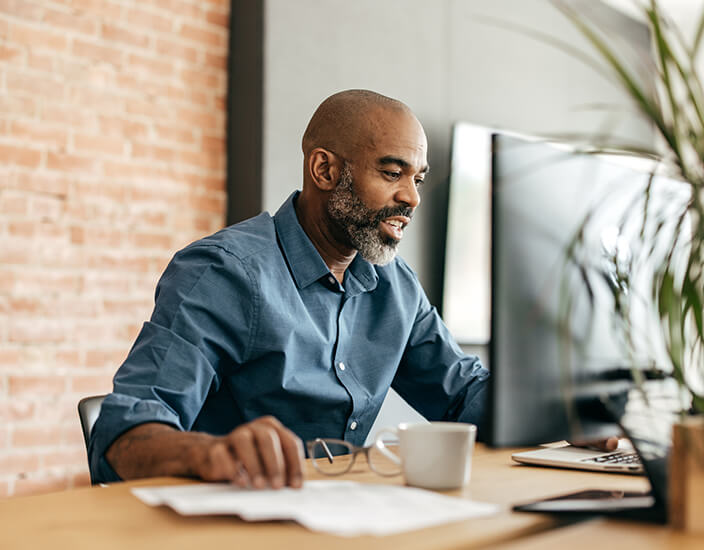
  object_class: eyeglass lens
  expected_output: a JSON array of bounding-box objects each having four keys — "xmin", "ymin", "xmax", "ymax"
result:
[
  {"xmin": 309, "ymin": 439, "xmax": 402, "ymax": 476},
  {"xmin": 309, "ymin": 440, "xmax": 356, "ymax": 475}
]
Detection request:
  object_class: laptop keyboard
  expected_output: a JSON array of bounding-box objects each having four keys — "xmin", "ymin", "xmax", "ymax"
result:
[{"xmin": 582, "ymin": 451, "xmax": 641, "ymax": 465}]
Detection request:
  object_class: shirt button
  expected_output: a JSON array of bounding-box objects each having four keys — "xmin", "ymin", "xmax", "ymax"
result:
[
  {"xmin": 328, "ymin": 275, "xmax": 336, "ymax": 285},
  {"xmin": 338, "ymin": 362, "xmax": 346, "ymax": 371},
  {"xmin": 350, "ymin": 421, "xmax": 358, "ymax": 430}
]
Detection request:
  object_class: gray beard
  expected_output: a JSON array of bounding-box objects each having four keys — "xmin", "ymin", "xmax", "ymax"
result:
[{"xmin": 327, "ymin": 163, "xmax": 400, "ymax": 266}]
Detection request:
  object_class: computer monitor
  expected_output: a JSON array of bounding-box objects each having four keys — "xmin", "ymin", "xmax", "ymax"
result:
[{"xmin": 485, "ymin": 133, "xmax": 687, "ymax": 447}]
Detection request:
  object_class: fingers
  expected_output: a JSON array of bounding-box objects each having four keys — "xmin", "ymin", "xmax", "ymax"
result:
[
  {"xmin": 569, "ymin": 436, "xmax": 621, "ymax": 452},
  {"xmin": 223, "ymin": 416, "xmax": 304, "ymax": 489}
]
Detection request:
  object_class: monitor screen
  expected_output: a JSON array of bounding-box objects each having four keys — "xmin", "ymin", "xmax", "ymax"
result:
[{"xmin": 486, "ymin": 133, "xmax": 687, "ymax": 446}]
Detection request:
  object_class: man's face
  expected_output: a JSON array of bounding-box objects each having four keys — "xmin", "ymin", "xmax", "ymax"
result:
[{"xmin": 327, "ymin": 109, "xmax": 429, "ymax": 265}]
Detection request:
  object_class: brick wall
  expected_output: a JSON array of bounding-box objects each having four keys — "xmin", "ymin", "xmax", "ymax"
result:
[{"xmin": 0, "ymin": 0, "xmax": 229, "ymax": 497}]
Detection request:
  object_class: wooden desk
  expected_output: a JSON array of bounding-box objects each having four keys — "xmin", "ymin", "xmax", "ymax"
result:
[
  {"xmin": 491, "ymin": 518, "xmax": 704, "ymax": 550},
  {"xmin": 0, "ymin": 445, "xmax": 655, "ymax": 550}
]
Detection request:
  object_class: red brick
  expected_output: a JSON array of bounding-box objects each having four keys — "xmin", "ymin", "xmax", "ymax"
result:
[
  {"xmin": 85, "ymin": 348, "xmax": 127, "ymax": 368},
  {"xmin": 130, "ymin": 231, "xmax": 172, "ymax": 249},
  {"xmin": 13, "ymin": 272, "xmax": 80, "ymax": 295},
  {"xmin": 191, "ymin": 193, "xmax": 225, "ymax": 214},
  {"xmin": 102, "ymin": 23, "xmax": 150, "ymax": 49},
  {"xmin": 0, "ymin": 243, "xmax": 32, "ymax": 265},
  {"xmin": 0, "ymin": 401, "xmax": 35, "ymax": 423},
  {"xmin": 202, "ymin": 135, "xmax": 225, "ymax": 154},
  {"xmin": 6, "ymin": 70, "xmax": 62, "ymax": 97},
  {"xmin": 11, "ymin": 426, "xmax": 63, "ymax": 448},
  {"xmin": 2, "ymin": 0, "xmax": 44, "ymax": 20},
  {"xmin": 0, "ymin": 144, "xmax": 42, "ymax": 168},
  {"xmin": 74, "ymin": 133, "xmax": 125, "ymax": 156},
  {"xmin": 62, "ymin": 425, "xmax": 85, "ymax": 447},
  {"xmin": 149, "ymin": 0, "xmax": 202, "ymax": 20},
  {"xmin": 44, "ymin": 7, "xmax": 98, "ymax": 36},
  {"xmin": 42, "ymin": 449, "xmax": 86, "ymax": 469},
  {"xmin": 10, "ymin": 22, "xmax": 67, "ymax": 51},
  {"xmin": 0, "ymin": 193, "xmax": 29, "ymax": 215},
  {"xmin": 204, "ymin": 52, "xmax": 227, "ymax": 70},
  {"xmin": 181, "ymin": 149, "xmax": 223, "ymax": 171},
  {"xmin": 9, "ymin": 320, "xmax": 66, "ymax": 344},
  {"xmin": 176, "ymin": 106, "xmax": 217, "ymax": 129},
  {"xmin": 126, "ymin": 98, "xmax": 171, "ymax": 119},
  {"xmin": 26, "ymin": 51, "xmax": 54, "ymax": 71},
  {"xmin": 55, "ymin": 350, "xmax": 82, "ymax": 367},
  {"xmin": 206, "ymin": 9, "xmax": 229, "ymax": 28},
  {"xmin": 0, "ymin": 44, "xmax": 22, "ymax": 61},
  {"xmin": 155, "ymin": 38, "xmax": 198, "ymax": 64},
  {"xmin": 180, "ymin": 67, "xmax": 221, "ymax": 90},
  {"xmin": 0, "ymin": 95, "xmax": 37, "ymax": 118},
  {"xmin": 47, "ymin": 152, "xmax": 96, "ymax": 173},
  {"xmin": 67, "ymin": 0, "xmax": 123, "ymax": 20},
  {"xmin": 8, "ymin": 221, "xmax": 36, "ymax": 238},
  {"xmin": 69, "ymin": 374, "xmax": 114, "ymax": 394},
  {"xmin": 70, "ymin": 225, "xmax": 124, "ymax": 247},
  {"xmin": 126, "ymin": 7, "xmax": 172, "ymax": 33},
  {"xmin": 41, "ymin": 106, "xmax": 94, "ymax": 129},
  {"xmin": 10, "ymin": 120, "xmax": 68, "ymax": 148},
  {"xmin": 29, "ymin": 195, "xmax": 65, "ymax": 220},
  {"xmin": 15, "ymin": 173, "xmax": 70, "ymax": 197},
  {"xmin": 9, "ymin": 376, "xmax": 66, "ymax": 397},
  {"xmin": 72, "ymin": 38, "xmax": 123, "ymax": 66},
  {"xmin": 80, "ymin": 273, "xmax": 131, "ymax": 294},
  {"xmin": 154, "ymin": 124, "xmax": 196, "ymax": 145},
  {"xmin": 132, "ymin": 142, "xmax": 177, "ymax": 163},
  {"xmin": 0, "ymin": 453, "xmax": 41, "ymax": 476},
  {"xmin": 0, "ymin": 348, "xmax": 21, "ymax": 366},
  {"xmin": 98, "ymin": 116, "xmax": 149, "ymax": 139},
  {"xmin": 179, "ymin": 22, "xmax": 225, "ymax": 49},
  {"xmin": 127, "ymin": 53, "xmax": 173, "ymax": 77}
]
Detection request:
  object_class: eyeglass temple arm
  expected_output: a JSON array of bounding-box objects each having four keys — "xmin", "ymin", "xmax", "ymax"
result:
[{"xmin": 316, "ymin": 438, "xmax": 335, "ymax": 464}]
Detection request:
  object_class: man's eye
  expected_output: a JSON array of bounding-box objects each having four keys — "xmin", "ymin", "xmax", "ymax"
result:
[
  {"xmin": 415, "ymin": 178, "xmax": 425, "ymax": 187},
  {"xmin": 383, "ymin": 171, "xmax": 401, "ymax": 180}
]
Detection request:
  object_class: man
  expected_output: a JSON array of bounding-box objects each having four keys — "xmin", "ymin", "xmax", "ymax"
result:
[{"xmin": 89, "ymin": 89, "xmax": 490, "ymax": 488}]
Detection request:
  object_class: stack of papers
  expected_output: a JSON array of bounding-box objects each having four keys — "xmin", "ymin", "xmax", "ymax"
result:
[{"xmin": 132, "ymin": 480, "xmax": 500, "ymax": 537}]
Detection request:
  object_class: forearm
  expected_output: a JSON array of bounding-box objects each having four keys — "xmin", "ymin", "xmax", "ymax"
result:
[{"xmin": 105, "ymin": 423, "xmax": 215, "ymax": 480}]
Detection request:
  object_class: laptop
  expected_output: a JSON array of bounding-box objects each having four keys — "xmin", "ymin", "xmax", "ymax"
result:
[
  {"xmin": 512, "ymin": 384, "xmax": 676, "ymax": 522},
  {"xmin": 511, "ymin": 440, "xmax": 643, "ymax": 474}
]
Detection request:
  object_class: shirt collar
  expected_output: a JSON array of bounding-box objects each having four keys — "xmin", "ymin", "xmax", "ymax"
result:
[{"xmin": 274, "ymin": 191, "xmax": 378, "ymax": 293}]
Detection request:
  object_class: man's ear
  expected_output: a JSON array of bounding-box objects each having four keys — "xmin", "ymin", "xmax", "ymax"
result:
[{"xmin": 307, "ymin": 148, "xmax": 341, "ymax": 191}]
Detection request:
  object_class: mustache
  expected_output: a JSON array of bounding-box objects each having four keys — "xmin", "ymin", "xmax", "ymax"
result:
[{"xmin": 371, "ymin": 205, "xmax": 414, "ymax": 225}]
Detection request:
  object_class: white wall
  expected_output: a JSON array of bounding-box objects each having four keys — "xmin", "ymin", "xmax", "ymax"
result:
[{"xmin": 260, "ymin": 0, "xmax": 654, "ymax": 435}]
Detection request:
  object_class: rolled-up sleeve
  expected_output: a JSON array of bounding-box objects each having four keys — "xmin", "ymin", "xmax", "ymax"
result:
[
  {"xmin": 88, "ymin": 243, "xmax": 256, "ymax": 484},
  {"xmin": 391, "ymin": 280, "xmax": 490, "ymax": 438}
]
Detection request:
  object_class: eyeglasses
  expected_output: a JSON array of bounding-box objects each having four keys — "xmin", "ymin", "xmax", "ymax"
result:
[{"xmin": 306, "ymin": 438, "xmax": 402, "ymax": 477}]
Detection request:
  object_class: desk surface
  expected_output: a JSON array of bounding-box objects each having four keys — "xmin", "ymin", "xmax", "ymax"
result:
[{"xmin": 0, "ymin": 444, "xmax": 684, "ymax": 550}]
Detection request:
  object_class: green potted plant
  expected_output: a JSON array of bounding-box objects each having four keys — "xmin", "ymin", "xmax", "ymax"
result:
[{"xmin": 554, "ymin": 0, "xmax": 704, "ymax": 530}]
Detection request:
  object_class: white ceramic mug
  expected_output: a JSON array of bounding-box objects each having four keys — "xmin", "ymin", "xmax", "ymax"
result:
[{"xmin": 374, "ymin": 421, "xmax": 477, "ymax": 490}]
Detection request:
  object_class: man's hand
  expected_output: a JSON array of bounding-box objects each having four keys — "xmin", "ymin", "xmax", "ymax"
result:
[
  {"xmin": 568, "ymin": 436, "xmax": 620, "ymax": 452},
  {"xmin": 191, "ymin": 416, "xmax": 305, "ymax": 489},
  {"xmin": 106, "ymin": 416, "xmax": 305, "ymax": 489}
]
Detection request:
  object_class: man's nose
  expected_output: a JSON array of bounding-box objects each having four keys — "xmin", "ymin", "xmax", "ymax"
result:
[{"xmin": 395, "ymin": 176, "xmax": 421, "ymax": 209}]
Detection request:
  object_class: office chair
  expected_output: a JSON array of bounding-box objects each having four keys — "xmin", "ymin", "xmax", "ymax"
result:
[{"xmin": 77, "ymin": 394, "xmax": 106, "ymax": 451}]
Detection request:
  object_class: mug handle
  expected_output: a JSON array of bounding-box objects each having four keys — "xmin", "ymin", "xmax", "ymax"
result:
[{"xmin": 373, "ymin": 427, "xmax": 401, "ymax": 465}]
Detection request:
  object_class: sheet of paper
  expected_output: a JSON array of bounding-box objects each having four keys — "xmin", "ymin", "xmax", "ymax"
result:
[{"xmin": 132, "ymin": 480, "xmax": 500, "ymax": 537}]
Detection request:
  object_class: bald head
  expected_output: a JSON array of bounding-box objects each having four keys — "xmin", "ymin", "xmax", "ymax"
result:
[{"xmin": 302, "ymin": 89, "xmax": 414, "ymax": 158}]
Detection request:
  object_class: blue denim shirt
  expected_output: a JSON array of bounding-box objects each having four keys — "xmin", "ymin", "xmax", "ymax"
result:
[{"xmin": 88, "ymin": 191, "xmax": 489, "ymax": 483}]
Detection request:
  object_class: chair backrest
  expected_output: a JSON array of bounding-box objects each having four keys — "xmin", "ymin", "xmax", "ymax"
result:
[{"xmin": 77, "ymin": 395, "xmax": 106, "ymax": 451}]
